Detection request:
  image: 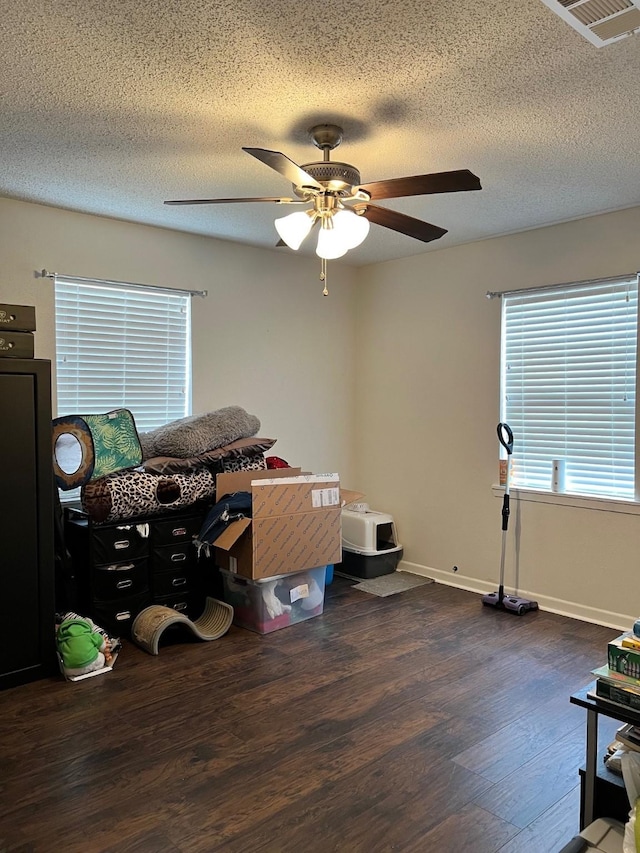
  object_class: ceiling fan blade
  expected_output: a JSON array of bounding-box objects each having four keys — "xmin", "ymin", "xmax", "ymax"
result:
[
  {"xmin": 164, "ymin": 196, "xmax": 301, "ymax": 206},
  {"xmin": 242, "ymin": 147, "xmax": 323, "ymax": 190},
  {"xmin": 358, "ymin": 169, "xmax": 481, "ymax": 200},
  {"xmin": 356, "ymin": 203, "xmax": 447, "ymax": 243}
]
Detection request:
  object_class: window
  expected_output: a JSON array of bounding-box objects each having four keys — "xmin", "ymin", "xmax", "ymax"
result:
[
  {"xmin": 500, "ymin": 274, "xmax": 639, "ymax": 501},
  {"xmin": 54, "ymin": 276, "xmax": 191, "ymax": 433}
]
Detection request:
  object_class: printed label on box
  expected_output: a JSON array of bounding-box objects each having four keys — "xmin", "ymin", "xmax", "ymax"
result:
[
  {"xmin": 229, "ymin": 556, "xmax": 238, "ymax": 574},
  {"xmin": 312, "ymin": 487, "xmax": 340, "ymax": 508},
  {"xmin": 290, "ymin": 583, "xmax": 309, "ymax": 603}
]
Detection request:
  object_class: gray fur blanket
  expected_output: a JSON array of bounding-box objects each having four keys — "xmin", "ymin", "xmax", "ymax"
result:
[{"xmin": 139, "ymin": 406, "xmax": 261, "ymax": 459}]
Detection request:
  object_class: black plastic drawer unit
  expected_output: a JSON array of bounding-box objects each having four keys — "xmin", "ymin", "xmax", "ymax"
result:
[{"xmin": 65, "ymin": 506, "xmax": 213, "ymax": 638}]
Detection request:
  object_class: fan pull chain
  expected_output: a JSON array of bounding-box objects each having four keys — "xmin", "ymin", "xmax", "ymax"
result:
[{"xmin": 320, "ymin": 258, "xmax": 329, "ymax": 295}]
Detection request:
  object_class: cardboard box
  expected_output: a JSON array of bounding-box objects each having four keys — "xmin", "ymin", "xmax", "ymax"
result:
[
  {"xmin": 0, "ymin": 303, "xmax": 36, "ymax": 332},
  {"xmin": 608, "ymin": 633, "xmax": 640, "ymax": 678},
  {"xmin": 0, "ymin": 329, "xmax": 34, "ymax": 358},
  {"xmin": 213, "ymin": 470, "xmax": 344, "ymax": 580}
]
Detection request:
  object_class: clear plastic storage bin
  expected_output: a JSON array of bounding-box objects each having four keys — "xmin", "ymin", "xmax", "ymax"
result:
[{"xmin": 220, "ymin": 565, "xmax": 326, "ymax": 634}]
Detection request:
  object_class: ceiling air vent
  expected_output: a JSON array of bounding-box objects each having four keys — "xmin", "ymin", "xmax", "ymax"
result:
[{"xmin": 540, "ymin": 0, "xmax": 640, "ymax": 45}]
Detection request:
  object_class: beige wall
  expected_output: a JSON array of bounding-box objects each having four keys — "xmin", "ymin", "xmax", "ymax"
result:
[
  {"xmin": 0, "ymin": 197, "xmax": 358, "ymax": 483},
  {"xmin": 354, "ymin": 206, "xmax": 640, "ymax": 629}
]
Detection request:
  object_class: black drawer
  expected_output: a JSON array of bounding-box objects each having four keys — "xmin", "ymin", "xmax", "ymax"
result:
[
  {"xmin": 154, "ymin": 591, "xmax": 203, "ymax": 620},
  {"xmin": 153, "ymin": 568, "xmax": 194, "ymax": 598},
  {"xmin": 93, "ymin": 593, "xmax": 150, "ymax": 639},
  {"xmin": 152, "ymin": 543, "xmax": 197, "ymax": 573},
  {"xmin": 93, "ymin": 558, "xmax": 149, "ymax": 601},
  {"xmin": 152, "ymin": 515, "xmax": 202, "ymax": 546},
  {"xmin": 91, "ymin": 525, "xmax": 149, "ymax": 565}
]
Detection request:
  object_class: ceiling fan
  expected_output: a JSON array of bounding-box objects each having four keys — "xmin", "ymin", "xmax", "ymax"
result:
[{"xmin": 165, "ymin": 123, "xmax": 482, "ymax": 261}]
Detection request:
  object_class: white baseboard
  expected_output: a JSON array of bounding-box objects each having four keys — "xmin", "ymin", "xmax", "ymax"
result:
[{"xmin": 399, "ymin": 560, "xmax": 632, "ymax": 632}]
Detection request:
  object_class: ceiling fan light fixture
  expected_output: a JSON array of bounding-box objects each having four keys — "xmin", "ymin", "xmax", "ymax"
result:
[
  {"xmin": 274, "ymin": 209, "xmax": 315, "ymax": 250},
  {"xmin": 332, "ymin": 208, "xmax": 370, "ymax": 249},
  {"xmin": 316, "ymin": 218, "xmax": 350, "ymax": 259}
]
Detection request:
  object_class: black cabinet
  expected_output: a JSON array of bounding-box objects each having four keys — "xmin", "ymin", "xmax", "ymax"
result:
[
  {"xmin": 65, "ymin": 507, "xmax": 211, "ymax": 637},
  {"xmin": 0, "ymin": 359, "xmax": 56, "ymax": 689}
]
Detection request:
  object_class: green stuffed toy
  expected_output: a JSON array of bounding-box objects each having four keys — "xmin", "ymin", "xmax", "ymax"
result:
[{"xmin": 56, "ymin": 618, "xmax": 111, "ymax": 677}]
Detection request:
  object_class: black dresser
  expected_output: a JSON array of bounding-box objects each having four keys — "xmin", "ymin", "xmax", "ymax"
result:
[
  {"xmin": 0, "ymin": 359, "xmax": 56, "ymax": 689},
  {"xmin": 65, "ymin": 505, "xmax": 214, "ymax": 638}
]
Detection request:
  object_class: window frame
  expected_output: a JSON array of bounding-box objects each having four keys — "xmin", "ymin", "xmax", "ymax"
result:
[
  {"xmin": 498, "ymin": 272, "xmax": 640, "ymax": 505},
  {"xmin": 53, "ymin": 275, "xmax": 193, "ymax": 498}
]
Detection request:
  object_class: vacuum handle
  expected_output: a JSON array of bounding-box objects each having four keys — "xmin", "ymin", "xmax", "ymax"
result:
[
  {"xmin": 497, "ymin": 422, "xmax": 514, "ymax": 456},
  {"xmin": 501, "ymin": 493, "xmax": 510, "ymax": 531}
]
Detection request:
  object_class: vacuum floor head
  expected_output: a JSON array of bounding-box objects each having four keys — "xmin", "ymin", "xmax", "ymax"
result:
[{"xmin": 482, "ymin": 591, "xmax": 539, "ymax": 616}]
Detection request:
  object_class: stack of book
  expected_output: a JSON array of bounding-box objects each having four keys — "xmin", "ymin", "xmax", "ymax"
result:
[
  {"xmin": 616, "ymin": 723, "xmax": 640, "ymax": 752},
  {"xmin": 590, "ymin": 632, "xmax": 640, "ymax": 711}
]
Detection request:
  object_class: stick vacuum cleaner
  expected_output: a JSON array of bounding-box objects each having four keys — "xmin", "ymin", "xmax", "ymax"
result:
[{"xmin": 482, "ymin": 423, "xmax": 539, "ymax": 616}]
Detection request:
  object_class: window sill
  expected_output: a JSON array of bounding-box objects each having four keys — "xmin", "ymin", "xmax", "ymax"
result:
[{"xmin": 491, "ymin": 485, "xmax": 640, "ymax": 516}]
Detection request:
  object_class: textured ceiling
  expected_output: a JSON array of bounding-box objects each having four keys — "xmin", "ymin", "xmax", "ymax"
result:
[{"xmin": 1, "ymin": 0, "xmax": 640, "ymax": 266}]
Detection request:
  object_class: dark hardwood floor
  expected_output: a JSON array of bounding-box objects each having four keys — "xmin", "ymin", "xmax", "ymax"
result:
[{"xmin": 0, "ymin": 576, "xmax": 622, "ymax": 852}]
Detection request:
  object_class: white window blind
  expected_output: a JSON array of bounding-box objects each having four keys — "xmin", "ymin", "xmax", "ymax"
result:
[
  {"xmin": 54, "ymin": 278, "xmax": 191, "ymax": 431},
  {"xmin": 501, "ymin": 274, "xmax": 639, "ymax": 500}
]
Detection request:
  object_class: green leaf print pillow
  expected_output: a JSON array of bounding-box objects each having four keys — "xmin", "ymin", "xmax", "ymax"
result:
[{"xmin": 52, "ymin": 409, "xmax": 143, "ymax": 490}]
